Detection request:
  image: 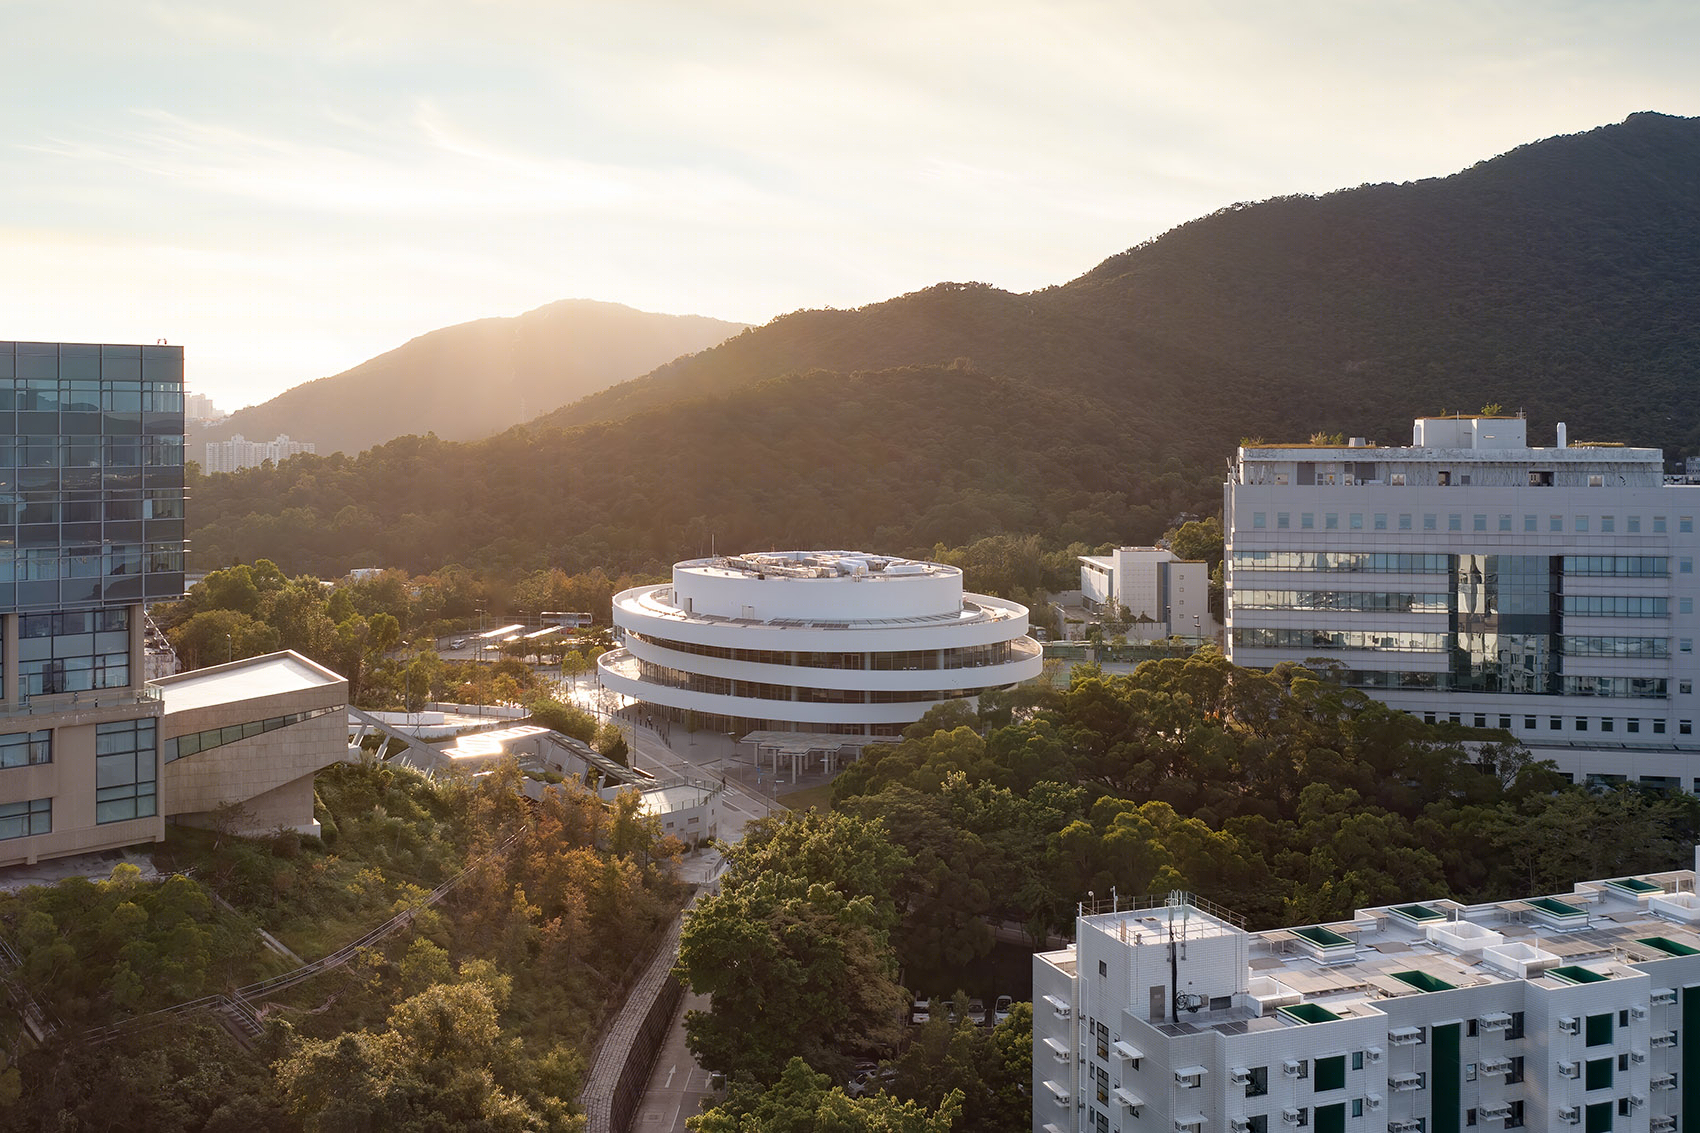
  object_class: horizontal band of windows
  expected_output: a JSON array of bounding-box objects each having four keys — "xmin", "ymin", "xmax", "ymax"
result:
[
  {"xmin": 1326, "ymin": 669, "xmax": 1668, "ymax": 699},
  {"xmin": 633, "ymin": 660, "xmax": 995, "ymax": 703},
  {"xmin": 1231, "ymin": 551, "xmax": 1450, "ymax": 574},
  {"xmin": 1232, "ymin": 627, "xmax": 1449, "ymax": 652},
  {"xmin": 1561, "ymin": 637, "xmax": 1670, "ymax": 658},
  {"xmin": 1231, "ymin": 589, "xmax": 1451, "ymax": 614},
  {"xmin": 166, "ymin": 705, "xmax": 344, "ymax": 762},
  {"xmin": 628, "ymin": 631, "xmax": 1020, "ymax": 671},
  {"xmin": 1562, "ymin": 556, "xmax": 1669, "ymax": 577},
  {"xmin": 20, "ymin": 656, "xmax": 130, "ymax": 696},
  {"xmin": 0, "ymin": 729, "xmax": 52, "ymax": 769},
  {"xmin": 19, "ymin": 607, "xmax": 129, "ymax": 637},
  {"xmin": 1560, "ymin": 596, "xmax": 1669, "ymax": 617},
  {"xmin": 1, "ymin": 546, "xmax": 182, "ymax": 581},
  {"xmin": 0, "ymin": 797, "xmax": 51, "ymax": 841},
  {"xmin": 1561, "ymin": 676, "xmax": 1669, "ymax": 698}
]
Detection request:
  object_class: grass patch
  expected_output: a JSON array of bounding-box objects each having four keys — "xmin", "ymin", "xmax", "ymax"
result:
[{"xmin": 778, "ymin": 783, "xmax": 837, "ymax": 811}]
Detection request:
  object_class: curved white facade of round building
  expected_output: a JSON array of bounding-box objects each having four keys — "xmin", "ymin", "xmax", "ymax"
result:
[{"xmin": 598, "ymin": 551, "xmax": 1043, "ymax": 736}]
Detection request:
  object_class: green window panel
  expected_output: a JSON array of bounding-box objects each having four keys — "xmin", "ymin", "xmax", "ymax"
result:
[{"xmin": 1586, "ymin": 1013, "xmax": 1613, "ymax": 1046}]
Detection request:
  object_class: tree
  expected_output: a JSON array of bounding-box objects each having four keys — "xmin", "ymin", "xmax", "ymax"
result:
[
  {"xmin": 274, "ymin": 975, "xmax": 569, "ymax": 1132},
  {"xmin": 678, "ymin": 812, "xmax": 912, "ymax": 1083},
  {"xmin": 528, "ymin": 696, "xmax": 598, "ymax": 744},
  {"xmin": 595, "ymin": 721, "xmax": 629, "ymax": 766},
  {"xmin": 1164, "ymin": 516, "xmax": 1225, "ymax": 593},
  {"xmin": 168, "ymin": 610, "xmax": 279, "ymax": 670},
  {"xmin": 692, "ymin": 1057, "xmax": 962, "ymax": 1133}
]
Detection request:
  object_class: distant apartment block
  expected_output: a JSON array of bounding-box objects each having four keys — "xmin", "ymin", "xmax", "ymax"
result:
[
  {"xmin": 203, "ymin": 433, "xmax": 315, "ymax": 473},
  {"xmin": 183, "ymin": 391, "xmax": 223, "ymax": 422},
  {"xmin": 1080, "ymin": 546, "xmax": 1210, "ymax": 640}
]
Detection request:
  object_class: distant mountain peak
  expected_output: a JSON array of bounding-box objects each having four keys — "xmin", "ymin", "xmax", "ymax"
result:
[{"xmin": 194, "ymin": 302, "xmax": 748, "ymax": 459}]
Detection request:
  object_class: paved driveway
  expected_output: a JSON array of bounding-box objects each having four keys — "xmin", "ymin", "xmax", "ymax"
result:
[{"xmin": 630, "ymin": 991, "xmax": 717, "ymax": 1132}]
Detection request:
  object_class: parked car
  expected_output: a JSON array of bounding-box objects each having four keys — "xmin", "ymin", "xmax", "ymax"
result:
[
  {"xmin": 967, "ymin": 998, "xmax": 987, "ymax": 1026},
  {"xmin": 910, "ymin": 999, "xmax": 930, "ymax": 1025},
  {"xmin": 450, "ymin": 638, "xmax": 467, "ymax": 649},
  {"xmin": 847, "ymin": 1064, "xmax": 896, "ymax": 1098},
  {"xmin": 993, "ymin": 995, "xmax": 1013, "ymax": 1025}
]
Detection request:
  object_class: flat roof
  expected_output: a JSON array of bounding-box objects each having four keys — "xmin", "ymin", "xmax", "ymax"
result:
[
  {"xmin": 679, "ymin": 551, "xmax": 955, "ymax": 581},
  {"xmin": 1069, "ymin": 872, "xmax": 1700, "ymax": 1036},
  {"xmin": 153, "ymin": 649, "xmax": 344, "ymax": 713}
]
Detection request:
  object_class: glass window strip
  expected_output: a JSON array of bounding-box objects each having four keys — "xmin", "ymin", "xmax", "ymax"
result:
[
  {"xmin": 163, "ymin": 705, "xmax": 343, "ymax": 763},
  {"xmin": 1232, "ymin": 589, "xmax": 1452, "ymax": 613},
  {"xmin": 1230, "ymin": 551, "xmax": 1450, "ymax": 574},
  {"xmin": 1231, "ymin": 627, "xmax": 1449, "ymax": 652}
]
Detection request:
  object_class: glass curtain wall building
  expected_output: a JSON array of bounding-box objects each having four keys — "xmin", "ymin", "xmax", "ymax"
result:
[
  {"xmin": 1225, "ymin": 415, "xmax": 1700, "ymax": 788},
  {"xmin": 0, "ymin": 341, "xmax": 185, "ymax": 867}
]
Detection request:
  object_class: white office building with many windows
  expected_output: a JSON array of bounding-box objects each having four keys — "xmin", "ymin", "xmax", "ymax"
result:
[
  {"xmin": 1034, "ymin": 869, "xmax": 1700, "ymax": 1133},
  {"xmin": 1224, "ymin": 416, "xmax": 1700, "ymax": 787},
  {"xmin": 596, "ymin": 551, "xmax": 1043, "ymax": 737}
]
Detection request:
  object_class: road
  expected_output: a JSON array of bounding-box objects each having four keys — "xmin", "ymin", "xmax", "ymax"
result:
[
  {"xmin": 629, "ymin": 990, "xmax": 717, "ymax": 1133},
  {"xmin": 589, "ymin": 701, "xmax": 794, "ymax": 1128}
]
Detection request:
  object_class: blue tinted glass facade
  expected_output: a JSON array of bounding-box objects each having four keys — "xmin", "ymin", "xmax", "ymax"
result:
[{"xmin": 0, "ymin": 341, "xmax": 186, "ymax": 610}]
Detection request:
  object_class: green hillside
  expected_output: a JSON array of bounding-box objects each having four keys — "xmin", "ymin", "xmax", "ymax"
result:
[
  {"xmin": 191, "ymin": 113, "xmax": 1700, "ymax": 576},
  {"xmin": 188, "ymin": 364, "xmax": 1207, "ymax": 576},
  {"xmin": 544, "ymin": 112, "xmax": 1700, "ymax": 460}
]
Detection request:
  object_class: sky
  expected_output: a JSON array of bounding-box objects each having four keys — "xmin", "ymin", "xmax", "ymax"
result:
[{"xmin": 4, "ymin": 0, "xmax": 1699, "ymax": 411}]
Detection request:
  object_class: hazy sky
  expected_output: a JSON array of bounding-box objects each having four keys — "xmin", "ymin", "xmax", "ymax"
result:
[{"xmin": 4, "ymin": 0, "xmax": 1697, "ymax": 410}]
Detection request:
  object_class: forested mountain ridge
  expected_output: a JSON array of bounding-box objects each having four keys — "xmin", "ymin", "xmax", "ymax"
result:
[
  {"xmin": 188, "ymin": 363, "xmax": 1208, "ymax": 576},
  {"xmin": 194, "ymin": 299, "xmax": 746, "ymax": 458},
  {"xmin": 541, "ymin": 111, "xmax": 1700, "ymax": 461},
  {"xmin": 192, "ymin": 113, "xmax": 1700, "ymax": 577}
]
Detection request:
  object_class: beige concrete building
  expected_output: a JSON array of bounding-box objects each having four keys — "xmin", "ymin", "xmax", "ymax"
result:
[
  {"xmin": 156, "ymin": 651, "xmax": 349, "ymax": 838},
  {"xmin": 1, "ymin": 648, "xmax": 350, "ymax": 867}
]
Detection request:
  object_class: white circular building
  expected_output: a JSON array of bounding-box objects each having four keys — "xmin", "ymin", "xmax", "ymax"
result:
[{"xmin": 597, "ymin": 551, "xmax": 1043, "ymax": 738}]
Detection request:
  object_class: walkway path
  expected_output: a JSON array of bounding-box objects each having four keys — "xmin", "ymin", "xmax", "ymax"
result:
[
  {"xmin": 578, "ymin": 707, "xmax": 808, "ymax": 1133},
  {"xmin": 629, "ymin": 989, "xmax": 715, "ymax": 1133}
]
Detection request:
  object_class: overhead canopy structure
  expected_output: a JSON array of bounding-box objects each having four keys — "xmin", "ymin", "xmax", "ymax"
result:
[{"xmin": 739, "ymin": 729, "xmax": 885, "ymax": 782}]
